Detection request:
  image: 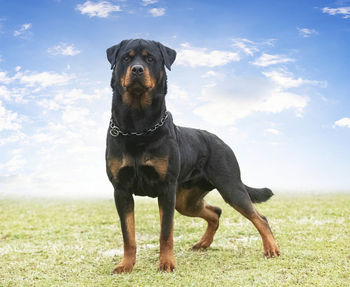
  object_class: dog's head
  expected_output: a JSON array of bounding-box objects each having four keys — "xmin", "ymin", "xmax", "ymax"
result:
[{"xmin": 107, "ymin": 39, "xmax": 176, "ymax": 109}]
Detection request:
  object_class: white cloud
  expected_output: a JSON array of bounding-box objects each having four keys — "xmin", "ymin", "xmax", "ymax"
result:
[
  {"xmin": 62, "ymin": 106, "xmax": 92, "ymax": 124},
  {"xmin": 0, "ymin": 132, "xmax": 26, "ymax": 146},
  {"xmin": 38, "ymin": 88, "xmax": 105, "ymax": 111},
  {"xmin": 193, "ymin": 67, "xmax": 316, "ymax": 126},
  {"xmin": 37, "ymin": 99, "xmax": 60, "ymax": 111},
  {"xmin": 13, "ymin": 23, "xmax": 32, "ymax": 37},
  {"xmin": 56, "ymin": 88, "xmax": 103, "ymax": 104},
  {"xmin": 0, "ymin": 72, "xmax": 13, "ymax": 84},
  {"xmin": 0, "ymin": 150, "xmax": 26, "ymax": 172},
  {"xmin": 177, "ymin": 43, "xmax": 240, "ymax": 68},
  {"xmin": 32, "ymin": 122, "xmax": 76, "ymax": 145},
  {"xmin": 255, "ymin": 91, "xmax": 308, "ymax": 115},
  {"xmin": 48, "ymin": 43, "xmax": 81, "ymax": 56},
  {"xmin": 148, "ymin": 7, "xmax": 165, "ymax": 17},
  {"xmin": 168, "ymin": 84, "xmax": 189, "ymax": 100},
  {"xmin": 252, "ymin": 53, "xmax": 294, "ymax": 67},
  {"xmin": 262, "ymin": 69, "xmax": 324, "ymax": 89},
  {"xmin": 22, "ymin": 102, "xmax": 110, "ymax": 197},
  {"xmin": 194, "ymin": 88, "xmax": 308, "ymax": 125},
  {"xmin": 0, "ymin": 67, "xmax": 111, "ymax": 197},
  {"xmin": 322, "ymin": 6, "xmax": 350, "ymax": 18},
  {"xmin": 1, "ymin": 68, "xmax": 75, "ymax": 98},
  {"xmin": 16, "ymin": 71, "xmax": 73, "ymax": 88},
  {"xmin": 334, "ymin": 117, "xmax": 350, "ymax": 128},
  {"xmin": 201, "ymin": 70, "xmax": 219, "ymax": 78},
  {"xmin": 265, "ymin": 128, "xmax": 281, "ymax": 135},
  {"xmin": 76, "ymin": 1, "xmax": 121, "ymax": 18},
  {"xmin": 0, "ymin": 100, "xmax": 21, "ymax": 131},
  {"xmin": 142, "ymin": 0, "xmax": 158, "ymax": 6},
  {"xmin": 232, "ymin": 38, "xmax": 259, "ymax": 56},
  {"xmin": 0, "ymin": 86, "xmax": 27, "ymax": 103},
  {"xmin": 298, "ymin": 28, "xmax": 318, "ymax": 38}
]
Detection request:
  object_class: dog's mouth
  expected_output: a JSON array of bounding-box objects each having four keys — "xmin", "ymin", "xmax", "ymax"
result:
[
  {"xmin": 121, "ymin": 67, "xmax": 155, "ymax": 95},
  {"xmin": 124, "ymin": 80, "xmax": 149, "ymax": 95},
  {"xmin": 122, "ymin": 78, "xmax": 155, "ymax": 96}
]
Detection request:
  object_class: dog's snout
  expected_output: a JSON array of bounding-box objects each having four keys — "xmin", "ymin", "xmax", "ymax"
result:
[{"xmin": 131, "ymin": 65, "xmax": 144, "ymax": 76}]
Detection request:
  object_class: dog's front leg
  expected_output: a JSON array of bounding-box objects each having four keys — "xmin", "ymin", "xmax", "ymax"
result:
[
  {"xmin": 157, "ymin": 183, "xmax": 176, "ymax": 272},
  {"xmin": 112, "ymin": 189, "xmax": 136, "ymax": 274}
]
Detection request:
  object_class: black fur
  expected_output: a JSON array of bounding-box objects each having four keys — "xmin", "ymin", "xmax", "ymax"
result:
[
  {"xmin": 245, "ymin": 185, "xmax": 274, "ymax": 203},
  {"xmin": 105, "ymin": 39, "xmax": 277, "ymax": 273}
]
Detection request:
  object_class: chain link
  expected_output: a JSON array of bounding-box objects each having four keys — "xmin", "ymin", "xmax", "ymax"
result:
[{"xmin": 109, "ymin": 111, "xmax": 169, "ymax": 137}]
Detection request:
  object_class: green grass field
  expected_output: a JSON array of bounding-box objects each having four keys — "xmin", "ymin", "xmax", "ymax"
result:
[{"xmin": 1, "ymin": 193, "xmax": 349, "ymax": 286}]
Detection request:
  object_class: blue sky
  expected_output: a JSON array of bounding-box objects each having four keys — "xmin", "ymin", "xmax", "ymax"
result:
[{"xmin": 0, "ymin": 0, "xmax": 349, "ymax": 197}]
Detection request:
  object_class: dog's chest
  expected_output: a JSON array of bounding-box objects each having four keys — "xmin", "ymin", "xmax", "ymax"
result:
[{"xmin": 107, "ymin": 154, "xmax": 168, "ymax": 197}]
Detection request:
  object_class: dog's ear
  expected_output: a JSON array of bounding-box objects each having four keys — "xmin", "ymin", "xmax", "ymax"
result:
[
  {"xmin": 157, "ymin": 42, "xmax": 176, "ymax": 71},
  {"xmin": 106, "ymin": 40, "xmax": 126, "ymax": 70}
]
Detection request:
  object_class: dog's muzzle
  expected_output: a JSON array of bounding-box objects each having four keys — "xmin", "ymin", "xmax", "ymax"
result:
[{"xmin": 131, "ymin": 64, "xmax": 144, "ymax": 77}]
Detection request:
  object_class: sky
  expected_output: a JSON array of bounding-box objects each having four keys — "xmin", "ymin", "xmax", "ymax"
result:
[{"xmin": 0, "ymin": 0, "xmax": 349, "ymax": 197}]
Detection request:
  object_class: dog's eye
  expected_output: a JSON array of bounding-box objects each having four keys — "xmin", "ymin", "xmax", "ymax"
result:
[
  {"xmin": 123, "ymin": 56, "xmax": 130, "ymax": 62},
  {"xmin": 146, "ymin": 56, "xmax": 154, "ymax": 63}
]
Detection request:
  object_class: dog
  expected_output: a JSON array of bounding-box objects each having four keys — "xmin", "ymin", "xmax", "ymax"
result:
[{"xmin": 105, "ymin": 39, "xmax": 280, "ymax": 273}]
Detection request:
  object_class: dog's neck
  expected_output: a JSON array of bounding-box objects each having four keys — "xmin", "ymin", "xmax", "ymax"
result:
[{"xmin": 111, "ymin": 80, "xmax": 167, "ymax": 133}]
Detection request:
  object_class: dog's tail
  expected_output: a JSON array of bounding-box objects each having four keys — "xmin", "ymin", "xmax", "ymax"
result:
[{"xmin": 245, "ymin": 185, "xmax": 273, "ymax": 203}]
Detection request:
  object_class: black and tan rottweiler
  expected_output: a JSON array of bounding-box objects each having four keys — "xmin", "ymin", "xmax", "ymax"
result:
[{"xmin": 105, "ymin": 39, "xmax": 280, "ymax": 273}]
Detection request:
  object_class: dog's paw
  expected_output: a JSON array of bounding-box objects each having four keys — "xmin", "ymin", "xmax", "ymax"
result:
[
  {"xmin": 264, "ymin": 243, "xmax": 280, "ymax": 258},
  {"xmin": 191, "ymin": 242, "xmax": 209, "ymax": 251},
  {"xmin": 158, "ymin": 258, "xmax": 176, "ymax": 272},
  {"xmin": 112, "ymin": 259, "xmax": 135, "ymax": 274}
]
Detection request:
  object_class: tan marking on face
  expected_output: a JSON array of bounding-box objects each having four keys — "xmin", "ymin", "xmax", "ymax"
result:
[
  {"xmin": 142, "ymin": 49, "xmax": 148, "ymax": 57},
  {"xmin": 107, "ymin": 156, "xmax": 133, "ymax": 179},
  {"xmin": 144, "ymin": 157, "xmax": 168, "ymax": 179},
  {"xmin": 128, "ymin": 50, "xmax": 135, "ymax": 57},
  {"xmin": 143, "ymin": 66, "xmax": 156, "ymax": 89},
  {"xmin": 140, "ymin": 91, "xmax": 152, "ymax": 109},
  {"xmin": 122, "ymin": 91, "xmax": 132, "ymax": 107},
  {"xmin": 122, "ymin": 91, "xmax": 152, "ymax": 110},
  {"xmin": 121, "ymin": 65, "xmax": 153, "ymax": 109},
  {"xmin": 124, "ymin": 66, "xmax": 132, "ymax": 87}
]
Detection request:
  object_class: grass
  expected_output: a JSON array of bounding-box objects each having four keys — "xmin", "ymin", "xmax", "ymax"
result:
[{"xmin": 1, "ymin": 192, "xmax": 349, "ymax": 286}]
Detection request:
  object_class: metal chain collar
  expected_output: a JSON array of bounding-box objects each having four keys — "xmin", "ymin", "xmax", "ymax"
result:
[{"xmin": 109, "ymin": 111, "xmax": 169, "ymax": 137}]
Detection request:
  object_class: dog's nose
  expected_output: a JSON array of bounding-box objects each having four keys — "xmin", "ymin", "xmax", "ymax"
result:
[{"xmin": 131, "ymin": 65, "xmax": 144, "ymax": 76}]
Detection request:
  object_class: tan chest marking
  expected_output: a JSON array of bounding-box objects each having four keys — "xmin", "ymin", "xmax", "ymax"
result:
[
  {"xmin": 108, "ymin": 156, "xmax": 133, "ymax": 179},
  {"xmin": 108, "ymin": 156, "xmax": 168, "ymax": 180},
  {"xmin": 144, "ymin": 157, "xmax": 169, "ymax": 179}
]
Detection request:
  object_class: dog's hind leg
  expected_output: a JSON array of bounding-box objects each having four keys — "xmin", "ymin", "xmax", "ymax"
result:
[
  {"xmin": 176, "ymin": 186, "xmax": 222, "ymax": 250},
  {"xmin": 206, "ymin": 142, "xmax": 280, "ymax": 257},
  {"xmin": 218, "ymin": 181, "xmax": 280, "ymax": 257}
]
